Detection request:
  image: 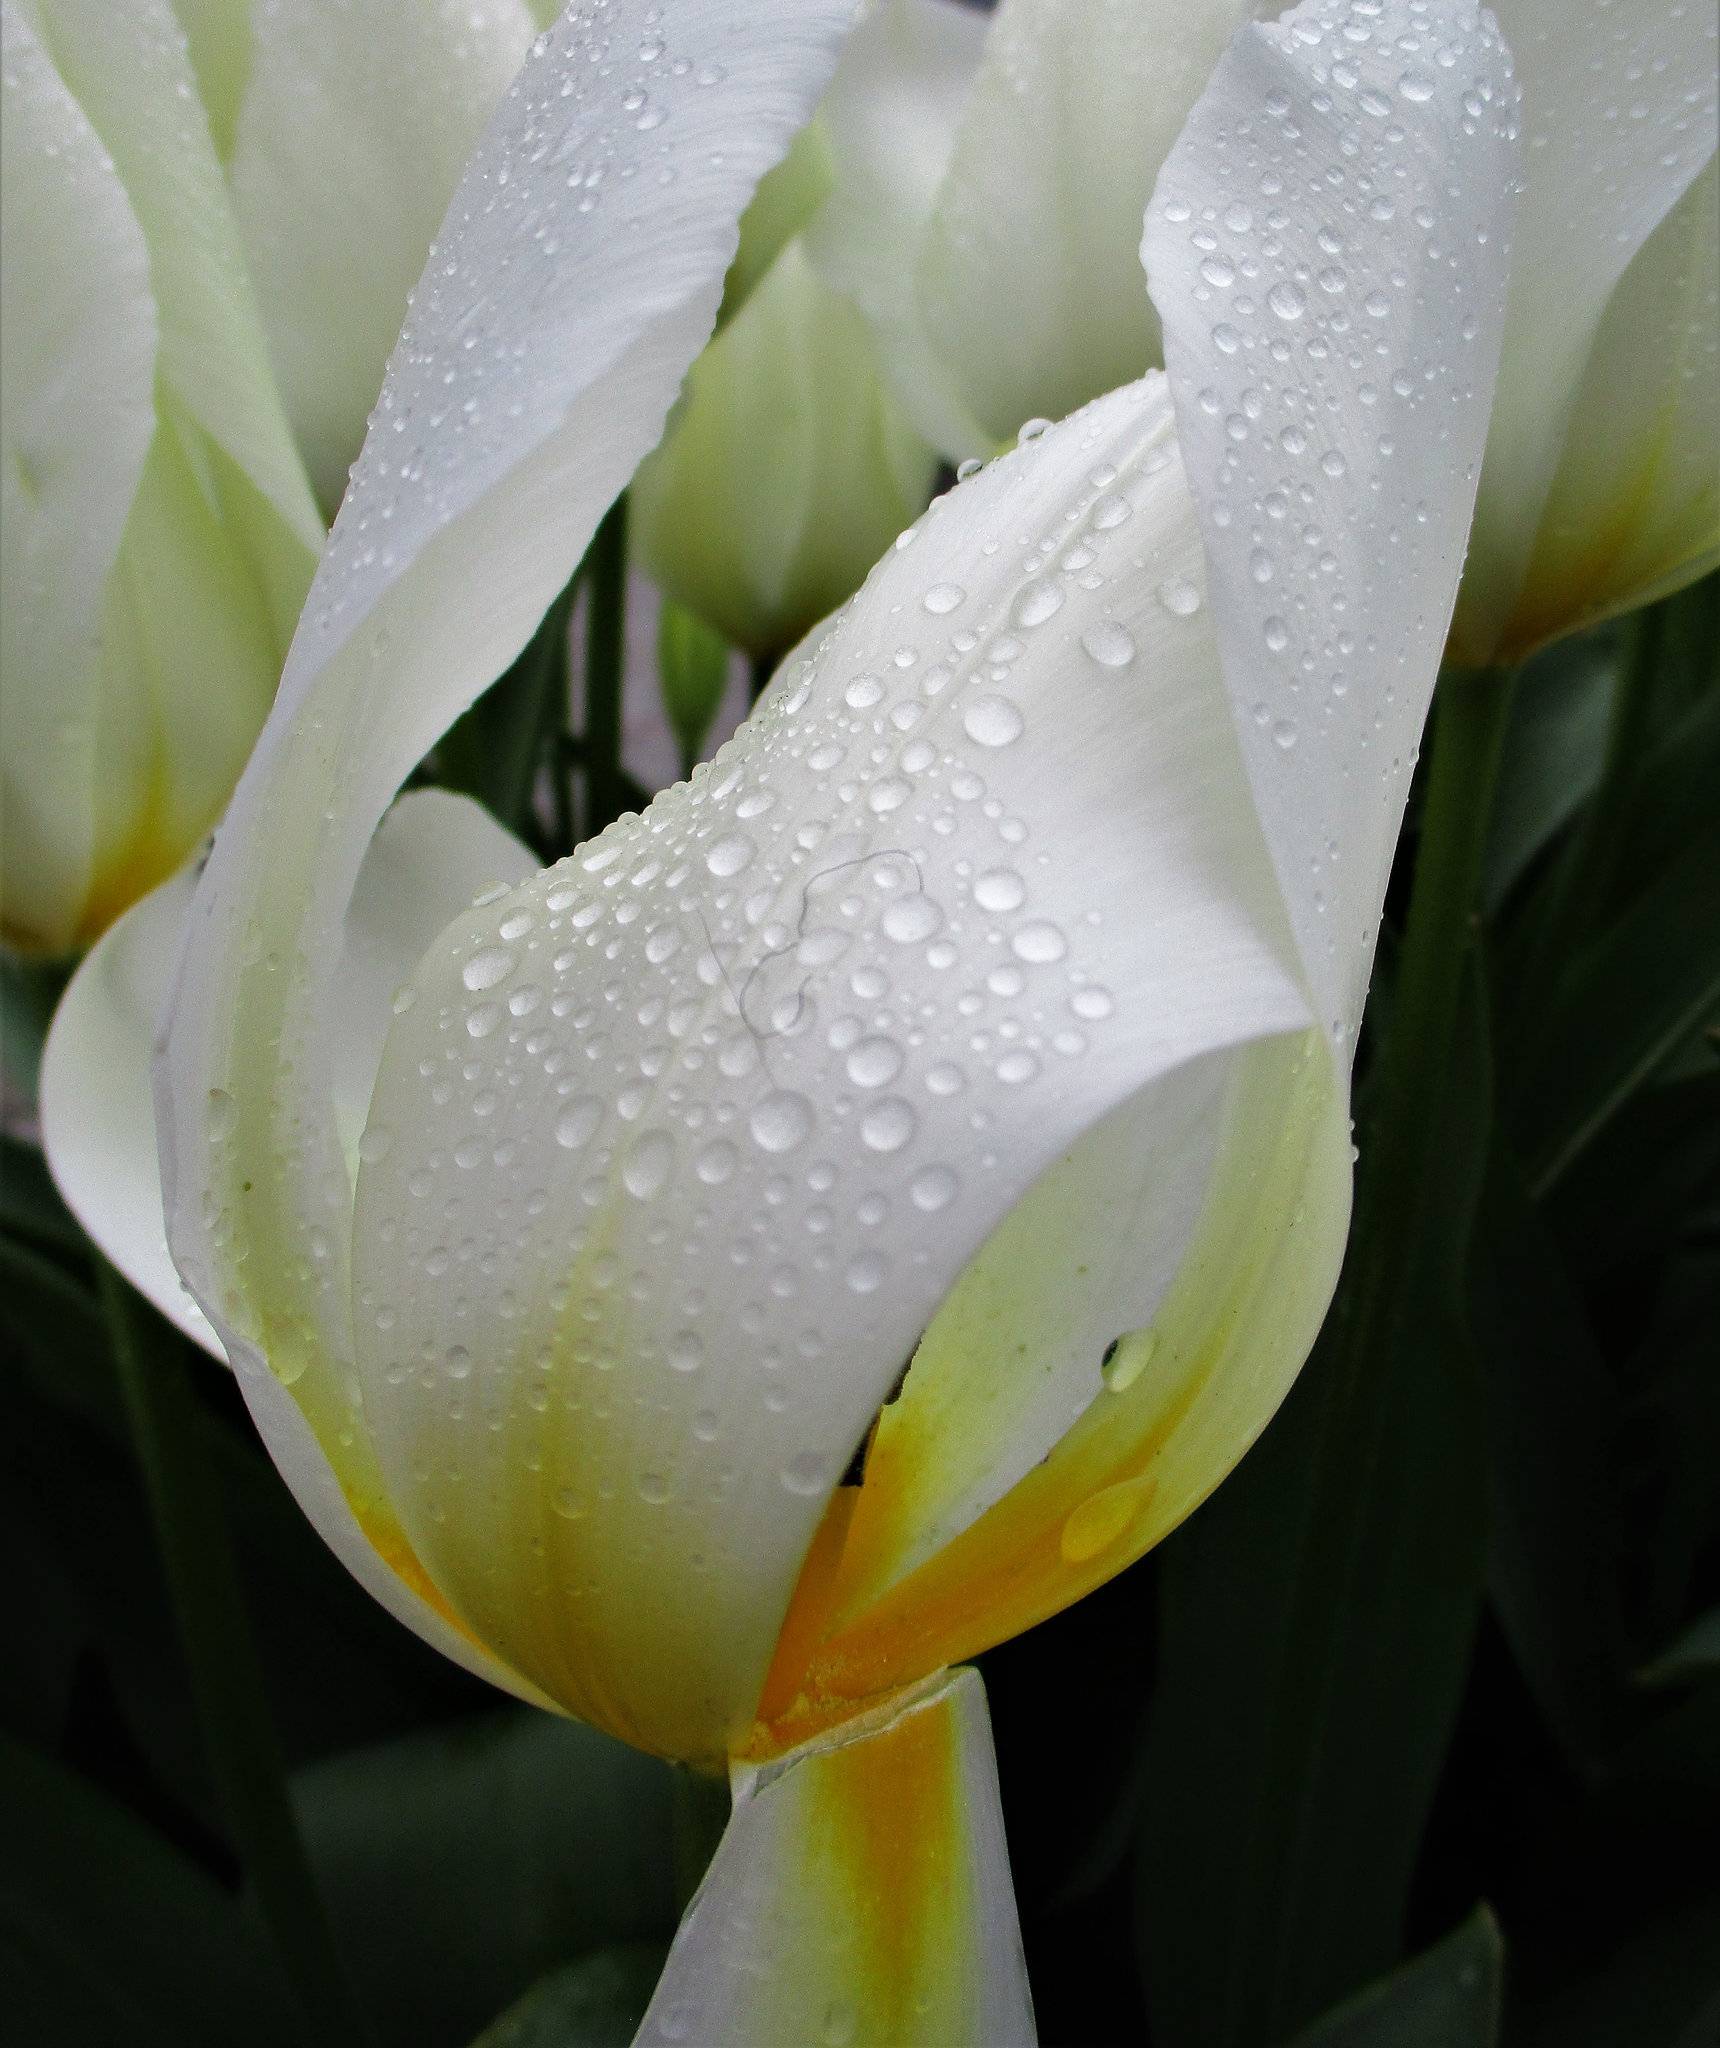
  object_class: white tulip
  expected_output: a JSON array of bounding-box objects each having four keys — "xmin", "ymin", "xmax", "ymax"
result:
[
  {"xmin": 811, "ymin": 0, "xmax": 1717, "ymax": 662},
  {"xmin": 44, "ymin": 0, "xmax": 1520, "ymax": 2036},
  {"xmin": 1, "ymin": 0, "xmax": 544, "ymax": 953}
]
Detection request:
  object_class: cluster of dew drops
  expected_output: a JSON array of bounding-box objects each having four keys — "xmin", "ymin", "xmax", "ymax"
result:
[
  {"xmin": 1152, "ymin": 0, "xmax": 1516, "ymax": 996},
  {"xmin": 361, "ymin": 392, "xmax": 1209, "ymax": 1544}
]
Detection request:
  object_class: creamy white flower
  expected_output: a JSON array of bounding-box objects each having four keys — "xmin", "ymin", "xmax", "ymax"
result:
[
  {"xmin": 812, "ymin": 0, "xmax": 1718, "ymax": 662},
  {"xmin": 1, "ymin": 0, "xmax": 541, "ymax": 953},
  {"xmin": 43, "ymin": 0, "xmax": 1518, "ymax": 2037}
]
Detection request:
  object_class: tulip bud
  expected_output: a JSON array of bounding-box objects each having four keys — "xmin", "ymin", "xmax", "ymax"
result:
[{"xmin": 632, "ymin": 233, "xmax": 940, "ymax": 660}]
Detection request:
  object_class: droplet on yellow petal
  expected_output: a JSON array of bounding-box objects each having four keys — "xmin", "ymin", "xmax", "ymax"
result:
[{"xmin": 1060, "ymin": 1473, "xmax": 1158, "ymax": 1564}]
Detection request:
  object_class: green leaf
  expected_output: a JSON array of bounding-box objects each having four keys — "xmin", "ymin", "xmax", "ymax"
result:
[
  {"xmin": 657, "ymin": 597, "xmax": 733, "ymax": 781},
  {"xmin": 0, "ymin": 1131, "xmax": 85, "ymax": 1254},
  {"xmin": 436, "ymin": 569, "xmax": 580, "ymax": 850},
  {"xmin": 1468, "ymin": 1151, "xmax": 1622, "ymax": 1778},
  {"xmin": 1636, "ymin": 1606, "xmax": 1720, "ymax": 1688},
  {"xmin": 467, "ymin": 1943, "xmax": 669, "ymax": 2048},
  {"xmin": 1517, "ymin": 814, "xmax": 1720, "ymax": 1196},
  {"xmin": 1281, "ymin": 1906, "xmax": 1502, "ymax": 2048},
  {"xmin": 1135, "ymin": 967, "xmax": 1493, "ymax": 2047},
  {"xmin": 291, "ymin": 1708, "xmax": 677, "ymax": 2048},
  {"xmin": 1482, "ymin": 630, "xmax": 1617, "ymax": 917},
  {"xmin": 0, "ymin": 1728, "xmax": 297, "ymax": 2048},
  {"xmin": 1513, "ymin": 1897, "xmax": 1720, "ymax": 2048}
]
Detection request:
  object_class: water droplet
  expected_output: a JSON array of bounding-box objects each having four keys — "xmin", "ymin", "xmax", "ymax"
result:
[
  {"xmin": 692, "ymin": 1409, "xmax": 720, "ymax": 1442},
  {"xmin": 358, "ymin": 1123, "xmax": 394, "ymax": 1164},
  {"xmin": 926, "ymin": 1062, "xmax": 965, "ymax": 1096},
  {"xmin": 445, "ymin": 1345, "xmax": 472, "ymax": 1380},
  {"xmin": 706, "ymin": 833, "xmax": 754, "ymax": 877},
  {"xmin": 822, "ymin": 2000, "xmax": 857, "ymax": 2048},
  {"xmin": 996, "ymin": 1050, "xmax": 1040, "ymax": 1084},
  {"xmin": 868, "ymin": 777, "xmax": 911, "ymax": 815},
  {"xmin": 955, "ymin": 457, "xmax": 982, "ymax": 481},
  {"xmin": 881, "ymin": 896, "xmax": 942, "ymax": 944},
  {"xmin": 1267, "ymin": 280, "xmax": 1306, "ymax": 321},
  {"xmin": 844, "ymin": 673, "xmax": 883, "ymax": 708},
  {"xmin": 1199, "ymin": 254, "xmax": 1236, "ymax": 288},
  {"xmin": 781, "ymin": 1451, "xmax": 827, "ymax": 1497},
  {"xmin": 974, "ymin": 869, "xmax": 1026, "ymax": 912},
  {"xmin": 847, "ymin": 1252, "xmax": 887, "ymax": 1293},
  {"xmin": 1398, "ymin": 71, "xmax": 1435, "ymax": 101},
  {"xmin": 466, "ymin": 1003, "xmax": 502, "ymax": 1039},
  {"xmin": 922, "ymin": 583, "xmax": 965, "ymax": 615},
  {"xmin": 668, "ymin": 1331, "xmax": 704, "ymax": 1373},
  {"xmin": 1061, "ymin": 1475, "xmax": 1156, "ymax": 1563},
  {"xmin": 1102, "ymin": 1328, "xmax": 1158, "ymax": 1394},
  {"xmin": 1091, "ymin": 493, "xmax": 1132, "ymax": 530},
  {"xmin": 910, "ymin": 1165, "xmax": 959, "ymax": 1213},
  {"xmin": 1273, "ymin": 719, "xmax": 1299, "ymax": 751},
  {"xmin": 1264, "ymin": 615, "xmax": 1290, "ymax": 652},
  {"xmin": 1157, "ymin": 575, "xmax": 1202, "ymax": 617},
  {"xmin": 637, "ymin": 1471, "xmax": 670, "ymax": 1504},
  {"xmin": 1321, "ymin": 449, "xmax": 1347, "ymax": 478},
  {"xmin": 695, "ymin": 1140, "xmax": 736, "ymax": 1185},
  {"xmin": 207, "ymin": 1090, "xmax": 237, "ymax": 1143},
  {"xmin": 462, "ymin": 947, "xmax": 517, "ymax": 992},
  {"xmin": 847, "ymin": 1037, "xmax": 904, "ymax": 1088},
  {"xmin": 1014, "ymin": 579, "xmax": 1065, "ymax": 628},
  {"xmin": 1081, "ymin": 622, "xmax": 1137, "ymax": 668},
  {"xmin": 1318, "ymin": 265, "xmax": 1347, "ymax": 295},
  {"xmin": 622, "ymin": 1129, "xmax": 674, "ymax": 1200},
  {"xmin": 555, "ymin": 1097, "xmax": 603, "ymax": 1149},
  {"xmin": 861, "ymin": 1098, "xmax": 917, "ymax": 1153},
  {"xmin": 392, "ymin": 984, "xmax": 418, "ymax": 1015},
  {"xmin": 1250, "ymin": 548, "xmax": 1275, "ymax": 585},
  {"xmin": 1012, "ymin": 922, "xmax": 1067, "ymax": 964},
  {"xmin": 1364, "ymin": 288, "xmax": 1391, "ymax": 318},
  {"xmin": 964, "ymin": 696, "xmax": 1025, "ymax": 748},
  {"xmin": 751, "ymin": 1091, "xmax": 814, "ymax": 1153},
  {"xmin": 1071, "ymin": 987, "xmax": 1114, "ymax": 1021},
  {"xmin": 552, "ymin": 1487, "xmax": 584, "ymax": 1519},
  {"xmin": 1017, "ymin": 417, "xmax": 1052, "ymax": 444}
]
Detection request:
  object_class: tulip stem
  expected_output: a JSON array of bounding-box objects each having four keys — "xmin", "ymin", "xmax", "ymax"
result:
[
  {"xmin": 583, "ymin": 492, "xmax": 629, "ymax": 838},
  {"xmin": 98, "ymin": 1262, "xmax": 367, "ymax": 2048},
  {"xmin": 1339, "ymin": 663, "xmax": 1516, "ymax": 1392}
]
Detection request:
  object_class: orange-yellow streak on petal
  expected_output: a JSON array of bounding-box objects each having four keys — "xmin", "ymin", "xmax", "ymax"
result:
[{"xmin": 749, "ymin": 1029, "xmax": 1347, "ymax": 1744}]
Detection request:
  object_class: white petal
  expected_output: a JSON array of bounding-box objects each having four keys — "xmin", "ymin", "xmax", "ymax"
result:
[
  {"xmin": 639, "ymin": 1669, "xmax": 1033, "ymax": 2047},
  {"xmin": 44, "ymin": 793, "xmax": 554, "ymax": 1708},
  {"xmin": 1143, "ymin": 0, "xmax": 1519, "ymax": 1047},
  {"xmin": 0, "ymin": 0, "xmax": 156, "ymax": 953},
  {"xmin": 159, "ymin": 0, "xmax": 862, "ymax": 1722},
  {"xmin": 1508, "ymin": 148, "xmax": 1719, "ymax": 649},
  {"xmin": 229, "ymin": 0, "xmax": 539, "ymax": 515},
  {"xmin": 169, "ymin": 0, "xmax": 251, "ymax": 161},
  {"xmin": 915, "ymin": 0, "xmax": 1258, "ymax": 446},
  {"xmin": 41, "ymin": 868, "xmax": 224, "ymax": 1357},
  {"xmin": 803, "ymin": 0, "xmax": 995, "ymax": 461},
  {"xmin": 349, "ymin": 375, "xmax": 1310, "ymax": 1759},
  {"xmin": 34, "ymin": 0, "xmax": 323, "ymax": 555},
  {"xmin": 1453, "ymin": 0, "xmax": 1719, "ymax": 662},
  {"xmin": 632, "ymin": 235, "xmax": 938, "ymax": 656}
]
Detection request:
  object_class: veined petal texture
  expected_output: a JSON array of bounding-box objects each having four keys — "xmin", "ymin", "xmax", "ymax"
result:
[
  {"xmin": 1144, "ymin": 0, "xmax": 1519, "ymax": 1049},
  {"xmin": 159, "ymin": 0, "xmax": 864, "ymax": 1728}
]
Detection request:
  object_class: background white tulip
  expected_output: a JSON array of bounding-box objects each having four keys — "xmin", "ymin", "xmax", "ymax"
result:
[
  {"xmin": 813, "ymin": 0, "xmax": 1718, "ymax": 662},
  {"xmin": 0, "ymin": 0, "xmax": 551, "ymax": 955}
]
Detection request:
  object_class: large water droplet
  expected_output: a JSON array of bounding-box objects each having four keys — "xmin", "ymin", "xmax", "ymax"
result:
[
  {"xmin": 622, "ymin": 1129, "xmax": 674, "ymax": 1200},
  {"xmin": 1267, "ymin": 280, "xmax": 1306, "ymax": 321},
  {"xmin": 974, "ymin": 869, "xmax": 1026, "ymax": 912},
  {"xmin": 861, "ymin": 1098, "xmax": 917, "ymax": 1153},
  {"xmin": 964, "ymin": 696, "xmax": 1025, "ymax": 748},
  {"xmin": 706, "ymin": 833, "xmax": 754, "ymax": 877},
  {"xmin": 555, "ymin": 1097, "xmax": 603, "ymax": 1149},
  {"xmin": 1102, "ymin": 1328, "xmax": 1159, "ymax": 1394},
  {"xmin": 1012, "ymin": 922, "xmax": 1068, "ymax": 964},
  {"xmin": 358, "ymin": 1123, "xmax": 394, "ymax": 1164},
  {"xmin": 1398, "ymin": 71, "xmax": 1435, "ymax": 101},
  {"xmin": 910, "ymin": 1165, "xmax": 959, "ymax": 1212},
  {"xmin": 1081, "ymin": 622, "xmax": 1137, "ymax": 668},
  {"xmin": 462, "ymin": 947, "xmax": 517, "ymax": 992},
  {"xmin": 1264, "ymin": 615, "xmax": 1290, "ymax": 652},
  {"xmin": 1157, "ymin": 575, "xmax": 1202, "ymax": 617},
  {"xmin": 207, "ymin": 1089, "xmax": 238, "ymax": 1143},
  {"xmin": 847, "ymin": 1037, "xmax": 904, "ymax": 1088},
  {"xmin": 781, "ymin": 1450, "xmax": 827, "ymax": 1497},
  {"xmin": 922, "ymin": 583, "xmax": 965, "ymax": 615},
  {"xmin": 751, "ymin": 1091, "xmax": 814, "ymax": 1153},
  {"xmin": 695, "ymin": 1140, "xmax": 736, "ymax": 1185},
  {"xmin": 1014, "ymin": 579, "xmax": 1065, "ymax": 629}
]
